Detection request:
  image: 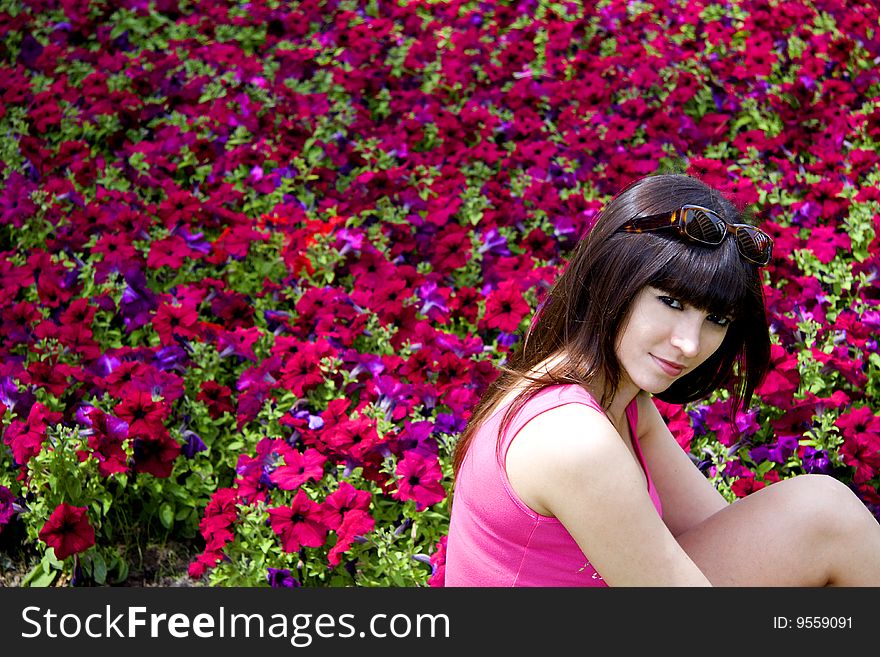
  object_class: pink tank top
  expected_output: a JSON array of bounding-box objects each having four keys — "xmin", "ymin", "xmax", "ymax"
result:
[{"xmin": 445, "ymin": 384, "xmax": 663, "ymax": 586}]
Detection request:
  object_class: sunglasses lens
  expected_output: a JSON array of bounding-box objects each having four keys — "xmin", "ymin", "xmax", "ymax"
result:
[
  {"xmin": 736, "ymin": 226, "xmax": 773, "ymax": 265},
  {"xmin": 682, "ymin": 207, "xmax": 725, "ymax": 244}
]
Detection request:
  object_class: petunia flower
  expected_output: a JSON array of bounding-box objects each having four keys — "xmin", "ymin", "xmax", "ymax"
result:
[
  {"xmin": 392, "ymin": 452, "xmax": 447, "ymax": 510},
  {"xmin": 114, "ymin": 389, "xmax": 169, "ymax": 436},
  {"xmin": 3, "ymin": 402, "xmax": 62, "ymax": 467},
  {"xmin": 267, "ymin": 568, "xmax": 301, "ymax": 588},
  {"xmin": 197, "ymin": 380, "xmax": 236, "ymax": 420},
  {"xmin": 479, "ymin": 279, "xmax": 530, "ymax": 333},
  {"xmin": 327, "ymin": 509, "xmax": 375, "ymax": 567},
  {"xmin": 268, "ymin": 445, "xmax": 327, "ymax": 491},
  {"xmin": 38, "ymin": 504, "xmax": 95, "ymax": 560},
  {"xmin": 132, "ymin": 429, "xmax": 181, "ymax": 478},
  {"xmin": 268, "ymin": 490, "xmax": 328, "ymax": 553},
  {"xmin": 0, "ymin": 486, "xmax": 17, "ymax": 529}
]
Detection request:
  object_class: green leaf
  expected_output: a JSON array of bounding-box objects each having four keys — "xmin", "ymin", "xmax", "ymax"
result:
[
  {"xmin": 159, "ymin": 503, "xmax": 175, "ymax": 529},
  {"xmin": 91, "ymin": 553, "xmax": 108, "ymax": 585}
]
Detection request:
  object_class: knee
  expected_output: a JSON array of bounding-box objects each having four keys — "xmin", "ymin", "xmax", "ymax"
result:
[{"xmin": 783, "ymin": 474, "xmax": 872, "ymax": 534}]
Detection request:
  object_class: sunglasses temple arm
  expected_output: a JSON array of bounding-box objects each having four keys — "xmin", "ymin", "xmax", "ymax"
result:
[{"xmin": 621, "ymin": 212, "xmax": 679, "ymax": 232}]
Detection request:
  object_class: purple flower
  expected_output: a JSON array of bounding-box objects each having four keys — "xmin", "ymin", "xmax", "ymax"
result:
[
  {"xmin": 394, "ymin": 420, "xmax": 438, "ymax": 458},
  {"xmin": 119, "ymin": 270, "xmax": 158, "ymax": 330},
  {"xmin": 687, "ymin": 405, "xmax": 709, "ymax": 436},
  {"xmin": 18, "ymin": 33, "xmax": 44, "ymax": 70},
  {"xmin": 267, "ymin": 568, "xmax": 301, "ymax": 588},
  {"xmin": 434, "ymin": 413, "xmax": 466, "ymax": 435},
  {"xmin": 478, "ymin": 228, "xmax": 511, "ymax": 256},
  {"xmin": 181, "ymin": 431, "xmax": 207, "ymax": 459},
  {"xmin": 497, "ymin": 332, "xmax": 520, "ymax": 348},
  {"xmin": 177, "ymin": 226, "xmax": 211, "ymax": 254},
  {"xmin": 0, "ymin": 486, "xmax": 17, "ymax": 528},
  {"xmin": 802, "ymin": 447, "xmax": 833, "ymax": 475}
]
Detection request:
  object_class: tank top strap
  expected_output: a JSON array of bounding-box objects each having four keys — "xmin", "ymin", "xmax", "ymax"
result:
[{"xmin": 498, "ymin": 384, "xmax": 605, "ymax": 458}]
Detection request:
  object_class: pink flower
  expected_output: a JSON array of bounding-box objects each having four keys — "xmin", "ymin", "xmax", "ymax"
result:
[{"xmin": 428, "ymin": 535, "xmax": 447, "ymax": 587}]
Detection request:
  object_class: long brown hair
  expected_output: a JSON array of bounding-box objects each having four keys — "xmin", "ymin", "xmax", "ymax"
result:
[{"xmin": 452, "ymin": 173, "xmax": 771, "ymax": 478}]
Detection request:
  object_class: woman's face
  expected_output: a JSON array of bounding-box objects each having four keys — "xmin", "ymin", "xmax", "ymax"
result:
[{"xmin": 615, "ymin": 285, "xmax": 731, "ymax": 395}]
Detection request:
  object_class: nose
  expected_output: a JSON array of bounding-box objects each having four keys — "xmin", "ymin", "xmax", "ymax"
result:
[{"xmin": 670, "ymin": 313, "xmax": 703, "ymax": 358}]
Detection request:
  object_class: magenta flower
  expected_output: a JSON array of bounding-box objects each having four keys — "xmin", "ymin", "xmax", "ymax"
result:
[
  {"xmin": 428, "ymin": 535, "xmax": 447, "ymax": 587},
  {"xmin": 76, "ymin": 405, "xmax": 130, "ymax": 476},
  {"xmin": 268, "ymin": 445, "xmax": 327, "ymax": 491},
  {"xmin": 327, "ymin": 509, "xmax": 375, "ymax": 567},
  {"xmin": 392, "ymin": 453, "xmax": 446, "ymax": 510}
]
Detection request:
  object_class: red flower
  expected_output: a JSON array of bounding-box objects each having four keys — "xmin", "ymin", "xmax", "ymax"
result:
[
  {"xmin": 479, "ymin": 280, "xmax": 530, "ymax": 333},
  {"xmin": 731, "ymin": 474, "xmax": 766, "ymax": 498},
  {"xmin": 652, "ymin": 399, "xmax": 695, "ymax": 451},
  {"xmin": 755, "ymin": 344, "xmax": 800, "ymax": 407},
  {"xmin": 38, "ymin": 504, "xmax": 95, "ymax": 560},
  {"xmin": 152, "ymin": 300, "xmax": 200, "ymax": 345},
  {"xmin": 114, "ymin": 389, "xmax": 169, "ymax": 436},
  {"xmin": 197, "ymin": 380, "xmax": 236, "ymax": 420},
  {"xmin": 147, "ymin": 234, "xmax": 203, "ymax": 270},
  {"xmin": 327, "ymin": 509, "xmax": 375, "ymax": 567},
  {"xmin": 268, "ymin": 490, "xmax": 328, "ymax": 553},
  {"xmin": 77, "ymin": 406, "xmax": 130, "ymax": 477},
  {"xmin": 132, "ymin": 429, "xmax": 181, "ymax": 478},
  {"xmin": 3, "ymin": 402, "xmax": 61, "ymax": 467},
  {"xmin": 277, "ymin": 340, "xmax": 333, "ymax": 397}
]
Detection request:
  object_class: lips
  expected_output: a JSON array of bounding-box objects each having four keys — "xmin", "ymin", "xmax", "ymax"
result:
[{"xmin": 651, "ymin": 354, "xmax": 685, "ymax": 376}]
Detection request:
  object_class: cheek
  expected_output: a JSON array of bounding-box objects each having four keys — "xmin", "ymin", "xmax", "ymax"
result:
[{"xmin": 701, "ymin": 329, "xmax": 727, "ymax": 359}]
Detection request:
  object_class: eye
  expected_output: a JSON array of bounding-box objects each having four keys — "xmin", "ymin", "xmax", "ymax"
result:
[
  {"xmin": 657, "ymin": 295, "xmax": 683, "ymax": 310},
  {"xmin": 706, "ymin": 313, "xmax": 732, "ymax": 328}
]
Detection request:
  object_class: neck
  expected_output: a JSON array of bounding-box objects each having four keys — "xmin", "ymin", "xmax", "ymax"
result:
[{"xmin": 601, "ymin": 380, "xmax": 640, "ymax": 435}]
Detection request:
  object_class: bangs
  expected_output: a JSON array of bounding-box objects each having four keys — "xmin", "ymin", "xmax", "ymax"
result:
[{"xmin": 648, "ymin": 239, "xmax": 752, "ymax": 318}]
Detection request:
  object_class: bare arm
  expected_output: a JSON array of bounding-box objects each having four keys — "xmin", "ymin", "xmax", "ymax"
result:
[
  {"xmin": 634, "ymin": 392, "xmax": 729, "ymax": 537},
  {"xmin": 505, "ymin": 402, "xmax": 713, "ymax": 586}
]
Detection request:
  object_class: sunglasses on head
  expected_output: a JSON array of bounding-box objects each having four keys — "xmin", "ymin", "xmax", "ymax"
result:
[{"xmin": 618, "ymin": 205, "xmax": 773, "ymax": 266}]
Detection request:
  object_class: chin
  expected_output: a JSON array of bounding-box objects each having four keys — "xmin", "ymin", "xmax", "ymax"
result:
[{"xmin": 640, "ymin": 379, "xmax": 675, "ymax": 395}]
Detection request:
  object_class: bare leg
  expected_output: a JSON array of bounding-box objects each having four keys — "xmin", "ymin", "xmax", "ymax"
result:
[{"xmin": 676, "ymin": 474, "xmax": 880, "ymax": 586}]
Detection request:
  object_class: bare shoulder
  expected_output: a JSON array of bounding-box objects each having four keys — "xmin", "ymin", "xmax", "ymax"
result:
[{"xmin": 505, "ymin": 401, "xmax": 627, "ymax": 516}]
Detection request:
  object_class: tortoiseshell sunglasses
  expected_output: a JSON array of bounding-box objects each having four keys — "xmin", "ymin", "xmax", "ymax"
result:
[{"xmin": 618, "ymin": 204, "xmax": 773, "ymax": 266}]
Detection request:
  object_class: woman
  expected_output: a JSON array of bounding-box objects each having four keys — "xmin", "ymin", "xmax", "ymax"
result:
[{"xmin": 445, "ymin": 173, "xmax": 880, "ymax": 586}]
